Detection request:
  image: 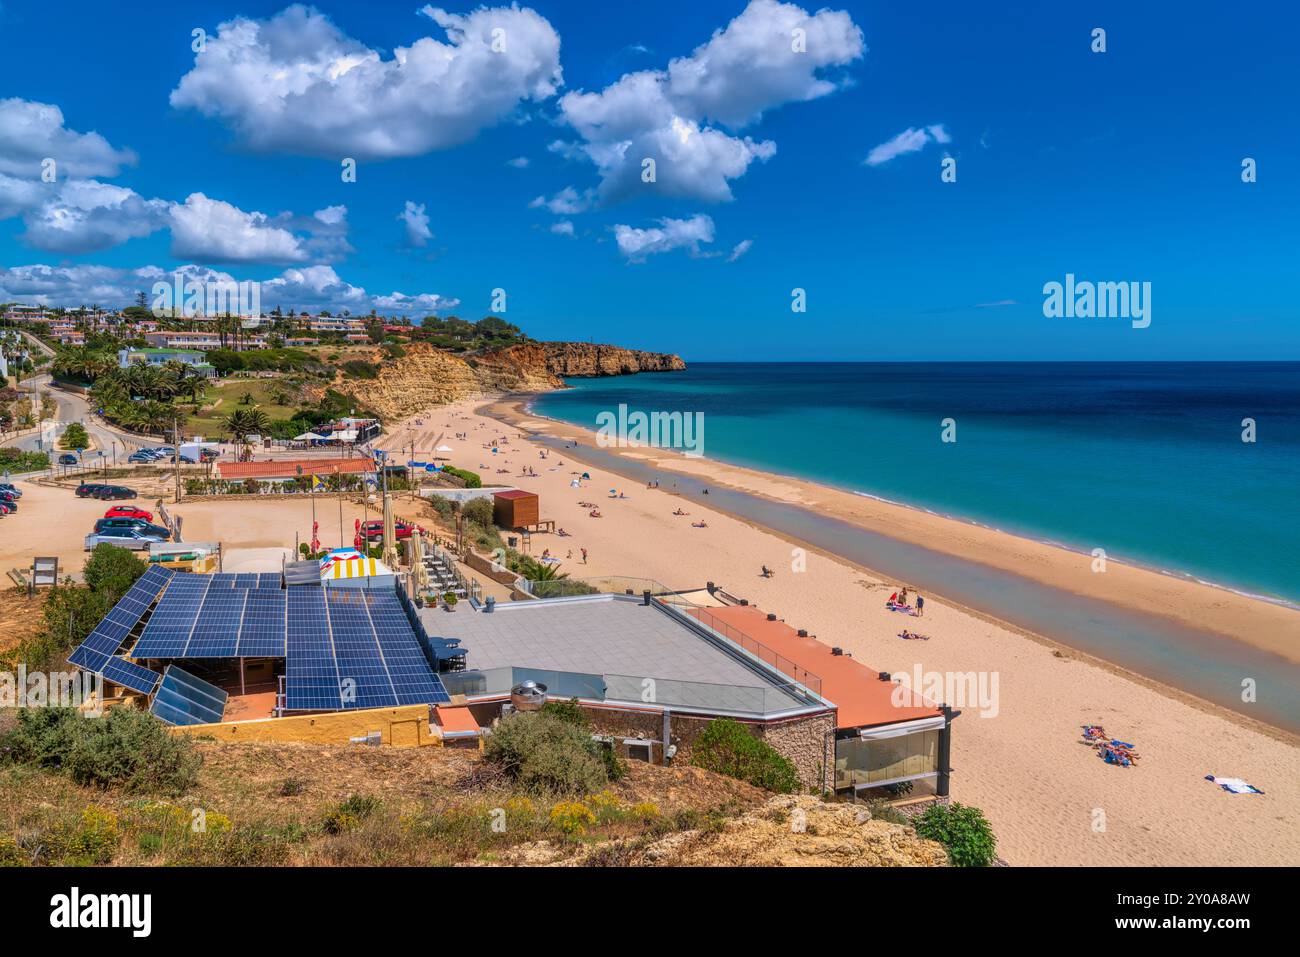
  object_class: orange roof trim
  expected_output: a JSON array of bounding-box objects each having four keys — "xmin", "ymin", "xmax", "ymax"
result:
[
  {"xmin": 692, "ymin": 604, "xmax": 943, "ymax": 730},
  {"xmin": 216, "ymin": 458, "xmax": 375, "ymax": 480}
]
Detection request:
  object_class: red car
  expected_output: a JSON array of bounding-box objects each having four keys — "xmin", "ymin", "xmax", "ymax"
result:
[
  {"xmin": 362, "ymin": 520, "xmax": 416, "ymax": 541},
  {"xmin": 104, "ymin": 505, "xmax": 154, "ymax": 522}
]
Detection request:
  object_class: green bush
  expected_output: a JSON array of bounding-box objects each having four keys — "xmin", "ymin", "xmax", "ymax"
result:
[
  {"xmin": 82, "ymin": 544, "xmax": 146, "ymax": 599},
  {"xmin": 913, "ymin": 802, "xmax": 997, "ymax": 867},
  {"xmin": 441, "ymin": 466, "xmax": 481, "ymax": 488},
  {"xmin": 461, "ymin": 497, "xmax": 494, "ymax": 527},
  {"xmin": 484, "ymin": 711, "xmax": 614, "ymax": 796},
  {"xmin": 690, "ymin": 718, "xmax": 801, "ymax": 793},
  {"xmin": 0, "ymin": 448, "xmax": 50, "ymax": 471},
  {"xmin": 58, "ymin": 422, "xmax": 90, "ymax": 451},
  {"xmin": 340, "ymin": 359, "xmax": 379, "ymax": 379},
  {"xmin": 0, "ymin": 707, "xmax": 202, "ymax": 795},
  {"xmin": 323, "ymin": 794, "xmax": 382, "ymax": 835},
  {"xmin": 540, "ymin": 698, "xmax": 626, "ymax": 782}
]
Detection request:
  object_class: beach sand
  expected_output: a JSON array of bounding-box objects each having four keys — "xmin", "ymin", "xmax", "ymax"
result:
[{"xmin": 380, "ymin": 397, "xmax": 1300, "ymax": 867}]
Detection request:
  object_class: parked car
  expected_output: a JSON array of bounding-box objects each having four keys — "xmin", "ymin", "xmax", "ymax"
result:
[
  {"xmin": 84, "ymin": 528, "xmax": 165, "ymax": 551},
  {"xmin": 171, "ymin": 453, "xmax": 199, "ymax": 464},
  {"xmin": 94, "ymin": 485, "xmax": 138, "ymax": 500},
  {"xmin": 104, "ymin": 505, "xmax": 153, "ymax": 521},
  {"xmin": 0, "ymin": 502, "xmax": 12, "ymax": 515},
  {"xmin": 0, "ymin": 483, "xmax": 21, "ymax": 498},
  {"xmin": 0, "ymin": 498, "xmax": 15, "ymax": 513},
  {"xmin": 75, "ymin": 483, "xmax": 108, "ymax": 498},
  {"xmin": 93, "ymin": 517, "xmax": 169, "ymax": 539},
  {"xmin": 57, "ymin": 453, "xmax": 79, "ymax": 465},
  {"xmin": 127, "ymin": 451, "xmax": 155, "ymax": 464},
  {"xmin": 199, "ymin": 449, "xmax": 219, "ymax": 462},
  {"xmin": 362, "ymin": 520, "xmax": 416, "ymax": 541}
]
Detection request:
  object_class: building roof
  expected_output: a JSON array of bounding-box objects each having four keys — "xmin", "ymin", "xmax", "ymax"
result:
[
  {"xmin": 216, "ymin": 457, "xmax": 375, "ymax": 480},
  {"xmin": 691, "ymin": 604, "xmax": 942, "ymax": 730},
  {"xmin": 428, "ymin": 594, "xmax": 812, "ymax": 716},
  {"xmin": 493, "ymin": 489, "xmax": 536, "ymax": 501}
]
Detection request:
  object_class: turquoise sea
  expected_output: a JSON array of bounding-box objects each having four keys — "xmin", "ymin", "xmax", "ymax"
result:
[{"xmin": 532, "ymin": 362, "xmax": 1300, "ymax": 605}]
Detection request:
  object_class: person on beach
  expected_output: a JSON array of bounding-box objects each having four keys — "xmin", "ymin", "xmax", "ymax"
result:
[
  {"xmin": 899, "ymin": 586, "xmax": 909, "ymax": 606},
  {"xmin": 916, "ymin": 595, "xmax": 925, "ymax": 617},
  {"xmin": 761, "ymin": 565, "xmax": 774, "ymax": 578},
  {"xmin": 580, "ymin": 547, "xmax": 588, "ymax": 564}
]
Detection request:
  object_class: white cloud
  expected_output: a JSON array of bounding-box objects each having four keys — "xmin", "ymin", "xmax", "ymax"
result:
[
  {"xmin": 614, "ymin": 214, "xmax": 715, "ymax": 262},
  {"xmin": 557, "ymin": 0, "xmax": 862, "ymax": 203},
  {"xmin": 505, "ymin": 156, "xmax": 530, "ymax": 168},
  {"xmin": 0, "ymin": 261, "xmax": 457, "ymax": 316},
  {"xmin": 550, "ymin": 220, "xmax": 575, "ymax": 237},
  {"xmin": 0, "ymin": 98, "xmax": 137, "ymax": 179},
  {"xmin": 168, "ymin": 192, "xmax": 311, "ymax": 264},
  {"xmin": 727, "ymin": 238, "xmax": 753, "ymax": 262},
  {"xmin": 529, "ymin": 186, "xmax": 593, "ymax": 215},
  {"xmin": 170, "ymin": 4, "xmax": 562, "ymax": 159},
  {"xmin": 18, "ymin": 180, "xmax": 169, "ymax": 254},
  {"xmin": 398, "ymin": 200, "xmax": 433, "ymax": 247},
  {"xmin": 864, "ymin": 123, "xmax": 950, "ymax": 166},
  {"xmin": 371, "ymin": 290, "xmax": 461, "ymax": 315}
]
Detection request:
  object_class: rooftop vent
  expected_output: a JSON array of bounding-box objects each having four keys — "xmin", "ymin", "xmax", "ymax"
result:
[
  {"xmin": 766, "ymin": 613, "xmax": 777, "ymax": 621},
  {"xmin": 510, "ymin": 680, "xmax": 548, "ymax": 712},
  {"xmin": 797, "ymin": 629, "xmax": 808, "ymax": 637},
  {"xmin": 877, "ymin": 671, "xmax": 891, "ymax": 681},
  {"xmin": 831, "ymin": 647, "xmax": 843, "ymax": 656}
]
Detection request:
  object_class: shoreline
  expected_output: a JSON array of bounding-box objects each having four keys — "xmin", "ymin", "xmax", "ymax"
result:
[
  {"xmin": 381, "ymin": 394, "xmax": 1300, "ymax": 865},
  {"xmin": 490, "ymin": 393, "xmax": 1300, "ymax": 663},
  {"xmin": 476, "ymin": 393, "xmax": 1299, "ymax": 744},
  {"xmin": 528, "ymin": 389, "xmax": 1300, "ymax": 614}
]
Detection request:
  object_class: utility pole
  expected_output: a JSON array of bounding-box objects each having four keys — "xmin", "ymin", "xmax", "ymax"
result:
[{"xmin": 173, "ymin": 418, "xmax": 181, "ymax": 503}]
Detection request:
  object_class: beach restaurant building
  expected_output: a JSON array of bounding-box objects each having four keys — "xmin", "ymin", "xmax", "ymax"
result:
[{"xmin": 424, "ymin": 586, "xmax": 957, "ymax": 798}]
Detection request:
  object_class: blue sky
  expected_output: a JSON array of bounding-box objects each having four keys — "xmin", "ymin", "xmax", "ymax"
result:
[{"xmin": 0, "ymin": 0, "xmax": 1296, "ymax": 360}]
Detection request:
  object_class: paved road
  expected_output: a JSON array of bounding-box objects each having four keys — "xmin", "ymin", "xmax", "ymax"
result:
[{"xmin": 1, "ymin": 372, "xmax": 149, "ymax": 463}]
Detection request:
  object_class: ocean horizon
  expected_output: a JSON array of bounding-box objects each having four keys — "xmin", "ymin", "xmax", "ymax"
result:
[{"xmin": 531, "ymin": 361, "xmax": 1300, "ymax": 605}]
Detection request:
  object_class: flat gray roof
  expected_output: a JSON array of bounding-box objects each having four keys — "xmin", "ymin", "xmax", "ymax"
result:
[{"xmin": 423, "ymin": 594, "xmax": 811, "ymax": 715}]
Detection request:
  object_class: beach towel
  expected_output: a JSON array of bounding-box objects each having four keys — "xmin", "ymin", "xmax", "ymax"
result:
[{"xmin": 1205, "ymin": 775, "xmax": 1264, "ymax": 795}]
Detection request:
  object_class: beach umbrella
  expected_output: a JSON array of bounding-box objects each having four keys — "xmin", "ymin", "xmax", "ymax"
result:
[
  {"xmin": 412, "ymin": 533, "xmax": 430, "ymax": 593},
  {"xmin": 435, "ymin": 445, "xmax": 453, "ymax": 452},
  {"xmin": 381, "ymin": 492, "xmax": 398, "ymax": 567}
]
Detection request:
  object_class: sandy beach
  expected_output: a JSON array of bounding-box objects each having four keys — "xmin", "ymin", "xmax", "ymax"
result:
[{"xmin": 379, "ymin": 396, "xmax": 1300, "ymax": 866}]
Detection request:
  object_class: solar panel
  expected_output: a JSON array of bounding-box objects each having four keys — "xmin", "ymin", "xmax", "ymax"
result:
[
  {"xmin": 132, "ymin": 573, "xmax": 211, "ymax": 658},
  {"xmin": 234, "ymin": 573, "xmax": 260, "ymax": 589},
  {"xmin": 238, "ymin": 589, "xmax": 287, "ymax": 657},
  {"xmin": 102, "ymin": 656, "xmax": 161, "ymax": 695},
  {"xmin": 328, "ymin": 590, "xmax": 398, "ymax": 709},
  {"xmin": 366, "ymin": 591, "xmax": 451, "ymax": 705},
  {"xmin": 257, "ymin": 572, "xmax": 282, "ymax": 588},
  {"xmin": 185, "ymin": 587, "xmax": 247, "ymax": 657},
  {"xmin": 150, "ymin": 665, "xmax": 227, "ymax": 726},
  {"xmin": 284, "ymin": 586, "xmax": 343, "ymax": 711},
  {"xmin": 67, "ymin": 566, "xmax": 175, "ymax": 675}
]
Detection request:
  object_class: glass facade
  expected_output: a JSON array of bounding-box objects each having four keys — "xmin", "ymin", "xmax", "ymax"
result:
[{"xmin": 835, "ymin": 729, "xmax": 940, "ymax": 791}]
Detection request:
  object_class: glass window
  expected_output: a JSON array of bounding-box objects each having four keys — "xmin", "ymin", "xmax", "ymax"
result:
[{"xmin": 834, "ymin": 730, "xmax": 938, "ymax": 790}]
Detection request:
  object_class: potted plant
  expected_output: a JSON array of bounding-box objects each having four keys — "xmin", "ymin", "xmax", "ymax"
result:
[{"xmin": 443, "ymin": 591, "xmax": 458, "ymax": 611}]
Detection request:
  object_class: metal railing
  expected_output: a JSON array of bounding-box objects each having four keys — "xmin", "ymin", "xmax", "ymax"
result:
[
  {"xmin": 512, "ymin": 575, "xmax": 823, "ymax": 699},
  {"xmin": 440, "ymin": 665, "xmax": 813, "ymax": 718}
]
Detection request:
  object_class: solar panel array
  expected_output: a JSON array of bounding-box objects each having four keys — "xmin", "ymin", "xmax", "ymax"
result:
[
  {"xmin": 67, "ymin": 565, "xmax": 173, "ymax": 690},
  {"xmin": 72, "ymin": 566, "xmax": 447, "ymax": 714},
  {"xmin": 150, "ymin": 665, "xmax": 228, "ymax": 726},
  {"xmin": 283, "ymin": 588, "xmax": 450, "ymax": 712},
  {"xmin": 133, "ymin": 574, "xmax": 289, "ymax": 659}
]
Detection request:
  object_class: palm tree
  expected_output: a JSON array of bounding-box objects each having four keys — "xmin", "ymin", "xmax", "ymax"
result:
[{"xmin": 223, "ymin": 407, "xmax": 271, "ymax": 460}]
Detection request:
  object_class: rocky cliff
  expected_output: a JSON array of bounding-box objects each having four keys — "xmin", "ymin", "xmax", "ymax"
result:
[
  {"xmin": 331, "ymin": 340, "xmax": 683, "ymax": 422},
  {"xmin": 543, "ymin": 341, "xmax": 686, "ymax": 377}
]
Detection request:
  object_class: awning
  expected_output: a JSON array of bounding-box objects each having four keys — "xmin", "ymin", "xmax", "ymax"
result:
[
  {"xmin": 434, "ymin": 705, "xmax": 481, "ymax": 738},
  {"xmin": 294, "ymin": 432, "xmax": 329, "ymax": 441},
  {"xmin": 856, "ymin": 714, "xmax": 948, "ymax": 740}
]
